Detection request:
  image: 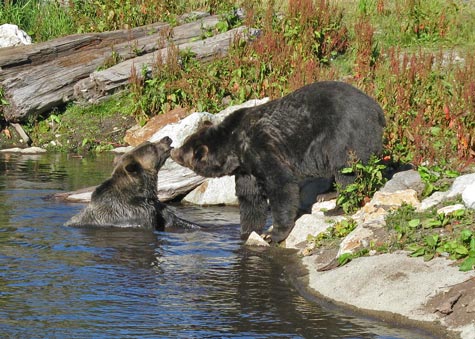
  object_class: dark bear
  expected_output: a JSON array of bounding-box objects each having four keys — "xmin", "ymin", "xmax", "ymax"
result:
[
  {"xmin": 170, "ymin": 81, "xmax": 385, "ymax": 243},
  {"xmin": 66, "ymin": 136, "xmax": 198, "ymax": 231}
]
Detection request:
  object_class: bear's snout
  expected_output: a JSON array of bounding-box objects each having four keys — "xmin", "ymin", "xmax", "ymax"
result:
[
  {"xmin": 170, "ymin": 148, "xmax": 183, "ymax": 165},
  {"xmin": 159, "ymin": 136, "xmax": 172, "ymax": 147}
]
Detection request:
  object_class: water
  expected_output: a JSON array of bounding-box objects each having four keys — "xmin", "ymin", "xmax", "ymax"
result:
[{"xmin": 0, "ymin": 152, "xmax": 438, "ymax": 339}]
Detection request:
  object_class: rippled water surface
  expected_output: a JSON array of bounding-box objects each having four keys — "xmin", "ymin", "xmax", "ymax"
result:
[{"xmin": 0, "ymin": 152, "xmax": 438, "ymax": 338}]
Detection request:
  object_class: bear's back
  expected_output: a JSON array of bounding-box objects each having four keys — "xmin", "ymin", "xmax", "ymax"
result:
[{"xmin": 231, "ymin": 81, "xmax": 385, "ymax": 177}]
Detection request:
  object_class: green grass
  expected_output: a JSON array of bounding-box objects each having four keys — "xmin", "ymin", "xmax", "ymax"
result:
[
  {"xmin": 0, "ymin": 0, "xmax": 76, "ymax": 42},
  {"xmin": 25, "ymin": 94, "xmax": 136, "ymax": 153}
]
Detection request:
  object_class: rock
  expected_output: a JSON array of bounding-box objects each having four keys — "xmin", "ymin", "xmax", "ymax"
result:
[
  {"xmin": 337, "ymin": 223, "xmax": 374, "ymax": 256},
  {"xmin": 156, "ymin": 160, "xmax": 205, "ymax": 201},
  {"xmin": 183, "ymin": 176, "xmax": 238, "ymax": 205},
  {"xmin": 214, "ymin": 98, "xmax": 270, "ymax": 122},
  {"xmin": 437, "ymin": 204, "xmax": 465, "ymax": 215},
  {"xmin": 149, "ymin": 112, "xmax": 217, "ymax": 147},
  {"xmin": 353, "ymin": 189, "xmax": 420, "ymax": 224},
  {"xmin": 285, "ymin": 213, "xmax": 343, "ymax": 249},
  {"xmin": 447, "ymin": 173, "xmax": 475, "ymax": 198},
  {"xmin": 148, "ymin": 99, "xmax": 271, "ymax": 204},
  {"xmin": 311, "ymin": 199, "xmax": 337, "ymax": 214},
  {"xmin": 63, "ymin": 191, "xmax": 92, "ymax": 203},
  {"xmin": 111, "ymin": 146, "xmax": 134, "ymax": 154},
  {"xmin": 148, "ymin": 99, "xmax": 269, "ymax": 148},
  {"xmin": 462, "ymin": 182, "xmax": 475, "ymax": 209},
  {"xmin": 245, "ymin": 231, "xmax": 270, "ymax": 247},
  {"xmin": 420, "ymin": 191, "xmax": 450, "ymax": 211},
  {"xmin": 380, "ymin": 169, "xmax": 425, "ymax": 195},
  {"xmin": 0, "ymin": 146, "xmax": 46, "ymax": 154},
  {"xmin": 124, "ymin": 107, "xmax": 189, "ymax": 146},
  {"xmin": 0, "ymin": 24, "xmax": 32, "ymax": 48},
  {"xmin": 302, "ymin": 252, "xmax": 475, "ymax": 324},
  {"xmin": 336, "ymin": 189, "xmax": 420, "ymax": 256}
]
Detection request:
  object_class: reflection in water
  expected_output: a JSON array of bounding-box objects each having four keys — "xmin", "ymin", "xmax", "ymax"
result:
[{"xmin": 0, "ymin": 153, "xmax": 438, "ymax": 339}]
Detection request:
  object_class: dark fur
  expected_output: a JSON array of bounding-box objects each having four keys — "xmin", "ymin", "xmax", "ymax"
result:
[
  {"xmin": 171, "ymin": 81, "xmax": 385, "ymax": 242},
  {"xmin": 66, "ymin": 137, "xmax": 198, "ymax": 231}
]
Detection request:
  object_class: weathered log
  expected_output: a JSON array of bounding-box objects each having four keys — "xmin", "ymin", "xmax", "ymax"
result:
[
  {"xmin": 74, "ymin": 26, "xmax": 254, "ymax": 103},
  {"xmin": 0, "ymin": 15, "xmax": 222, "ymax": 122},
  {"xmin": 0, "ymin": 22, "xmax": 168, "ymax": 81}
]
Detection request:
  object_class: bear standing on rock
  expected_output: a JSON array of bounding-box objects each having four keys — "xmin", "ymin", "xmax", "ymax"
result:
[
  {"xmin": 171, "ymin": 81, "xmax": 386, "ymax": 243},
  {"xmin": 66, "ymin": 137, "xmax": 198, "ymax": 231}
]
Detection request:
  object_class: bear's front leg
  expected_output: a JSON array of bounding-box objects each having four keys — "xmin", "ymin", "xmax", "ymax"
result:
[
  {"xmin": 266, "ymin": 181, "xmax": 300, "ymax": 243},
  {"xmin": 235, "ymin": 174, "xmax": 268, "ymax": 239}
]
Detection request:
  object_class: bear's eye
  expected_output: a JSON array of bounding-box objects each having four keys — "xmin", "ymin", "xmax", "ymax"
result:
[
  {"xmin": 194, "ymin": 145, "xmax": 208, "ymax": 162},
  {"xmin": 125, "ymin": 162, "xmax": 141, "ymax": 173}
]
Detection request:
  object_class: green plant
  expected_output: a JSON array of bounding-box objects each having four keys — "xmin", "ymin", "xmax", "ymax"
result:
[
  {"xmin": 386, "ymin": 203, "xmax": 475, "ymax": 271},
  {"xmin": 418, "ymin": 165, "xmax": 459, "ymax": 197},
  {"xmin": 307, "ymin": 218, "xmax": 357, "ymax": 248},
  {"xmin": 336, "ymin": 155, "xmax": 387, "ymax": 214}
]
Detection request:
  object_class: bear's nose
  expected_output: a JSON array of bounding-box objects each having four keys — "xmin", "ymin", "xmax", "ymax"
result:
[{"xmin": 170, "ymin": 148, "xmax": 183, "ymax": 164}]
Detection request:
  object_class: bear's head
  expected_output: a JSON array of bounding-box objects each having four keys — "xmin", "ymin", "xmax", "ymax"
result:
[
  {"xmin": 171, "ymin": 123, "xmax": 240, "ymax": 178},
  {"xmin": 111, "ymin": 136, "xmax": 172, "ymax": 192}
]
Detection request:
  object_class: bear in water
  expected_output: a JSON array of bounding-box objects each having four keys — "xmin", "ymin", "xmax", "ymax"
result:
[
  {"xmin": 66, "ymin": 136, "xmax": 198, "ymax": 231},
  {"xmin": 171, "ymin": 81, "xmax": 385, "ymax": 242}
]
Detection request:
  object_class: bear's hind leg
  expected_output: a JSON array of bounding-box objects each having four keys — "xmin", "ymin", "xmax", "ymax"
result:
[{"xmin": 297, "ymin": 177, "xmax": 334, "ymax": 218}]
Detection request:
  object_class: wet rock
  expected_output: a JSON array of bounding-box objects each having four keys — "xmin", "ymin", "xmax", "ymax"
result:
[
  {"xmin": 244, "ymin": 231, "xmax": 270, "ymax": 247},
  {"xmin": 0, "ymin": 146, "xmax": 46, "ymax": 154},
  {"xmin": 0, "ymin": 24, "xmax": 32, "ymax": 48},
  {"xmin": 183, "ymin": 176, "xmax": 238, "ymax": 205}
]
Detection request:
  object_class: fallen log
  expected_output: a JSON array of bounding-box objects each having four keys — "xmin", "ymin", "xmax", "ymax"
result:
[
  {"xmin": 0, "ymin": 21, "xmax": 168, "ymax": 81},
  {"xmin": 74, "ymin": 26, "xmax": 255, "ymax": 103},
  {"xmin": 0, "ymin": 15, "xmax": 222, "ymax": 122},
  {"xmin": 53, "ymin": 161, "xmax": 205, "ymax": 202}
]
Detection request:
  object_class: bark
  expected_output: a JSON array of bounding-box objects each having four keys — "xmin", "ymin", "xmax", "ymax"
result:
[
  {"xmin": 74, "ymin": 26, "xmax": 252, "ymax": 103},
  {"xmin": 0, "ymin": 15, "xmax": 227, "ymax": 122}
]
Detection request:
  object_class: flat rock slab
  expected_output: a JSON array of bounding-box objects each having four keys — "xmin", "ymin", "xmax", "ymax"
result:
[{"xmin": 302, "ymin": 252, "xmax": 475, "ymax": 337}]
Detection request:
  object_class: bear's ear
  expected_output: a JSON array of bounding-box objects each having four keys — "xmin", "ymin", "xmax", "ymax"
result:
[
  {"xmin": 125, "ymin": 161, "xmax": 142, "ymax": 174},
  {"xmin": 202, "ymin": 120, "xmax": 213, "ymax": 128},
  {"xmin": 193, "ymin": 145, "xmax": 208, "ymax": 162}
]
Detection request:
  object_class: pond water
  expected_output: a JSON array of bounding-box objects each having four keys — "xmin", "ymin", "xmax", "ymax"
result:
[{"xmin": 0, "ymin": 152, "xmax": 438, "ymax": 339}]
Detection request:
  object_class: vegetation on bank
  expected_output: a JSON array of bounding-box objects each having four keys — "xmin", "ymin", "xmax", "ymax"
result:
[{"xmin": 1, "ymin": 0, "xmax": 474, "ymax": 170}]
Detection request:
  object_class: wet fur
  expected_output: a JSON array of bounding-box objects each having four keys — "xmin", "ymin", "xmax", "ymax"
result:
[{"xmin": 66, "ymin": 137, "xmax": 198, "ymax": 231}]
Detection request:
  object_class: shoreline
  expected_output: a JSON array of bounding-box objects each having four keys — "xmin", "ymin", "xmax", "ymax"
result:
[{"xmin": 280, "ymin": 249, "xmax": 457, "ymax": 339}]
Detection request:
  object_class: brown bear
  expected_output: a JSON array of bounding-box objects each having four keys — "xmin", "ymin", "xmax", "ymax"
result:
[
  {"xmin": 171, "ymin": 81, "xmax": 385, "ymax": 242},
  {"xmin": 66, "ymin": 137, "xmax": 198, "ymax": 230}
]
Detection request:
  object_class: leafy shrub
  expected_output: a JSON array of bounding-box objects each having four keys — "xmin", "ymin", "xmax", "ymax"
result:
[{"xmin": 336, "ymin": 155, "xmax": 387, "ymax": 214}]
